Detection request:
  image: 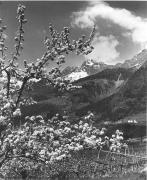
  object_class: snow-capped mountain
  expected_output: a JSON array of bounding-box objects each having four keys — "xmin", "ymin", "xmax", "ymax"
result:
[
  {"xmin": 80, "ymin": 59, "xmax": 113, "ymax": 75},
  {"xmin": 62, "ymin": 49, "xmax": 147, "ymax": 82},
  {"xmin": 62, "ymin": 59, "xmax": 112, "ymax": 81},
  {"xmin": 116, "ymin": 49, "xmax": 147, "ymax": 69},
  {"xmin": 65, "ymin": 70, "xmax": 88, "ymax": 82}
]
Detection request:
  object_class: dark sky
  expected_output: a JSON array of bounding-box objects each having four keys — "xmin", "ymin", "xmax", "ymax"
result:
[{"xmin": 0, "ymin": 1, "xmax": 147, "ymax": 68}]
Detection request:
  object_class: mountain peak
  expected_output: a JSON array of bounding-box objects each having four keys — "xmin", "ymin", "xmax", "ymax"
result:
[
  {"xmin": 65, "ymin": 70, "xmax": 88, "ymax": 82},
  {"xmin": 80, "ymin": 59, "xmax": 113, "ymax": 76},
  {"xmin": 83, "ymin": 59, "xmax": 96, "ymax": 66},
  {"xmin": 120, "ymin": 49, "xmax": 147, "ymax": 69},
  {"xmin": 81, "ymin": 59, "xmax": 105, "ymax": 67},
  {"xmin": 62, "ymin": 49, "xmax": 147, "ymax": 81}
]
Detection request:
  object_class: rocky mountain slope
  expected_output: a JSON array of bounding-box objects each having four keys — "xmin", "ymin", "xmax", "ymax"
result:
[
  {"xmin": 116, "ymin": 49, "xmax": 147, "ymax": 69},
  {"xmin": 70, "ymin": 68, "xmax": 134, "ymax": 115},
  {"xmin": 62, "ymin": 60, "xmax": 113, "ymax": 81},
  {"xmin": 74, "ymin": 61, "xmax": 147, "ymax": 122},
  {"xmin": 22, "ymin": 49, "xmax": 147, "ymax": 123},
  {"xmin": 62, "ymin": 49, "xmax": 147, "ymax": 81}
]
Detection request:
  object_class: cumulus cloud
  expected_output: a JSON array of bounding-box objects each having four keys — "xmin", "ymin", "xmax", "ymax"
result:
[
  {"xmin": 86, "ymin": 34, "xmax": 120, "ymax": 64},
  {"xmin": 71, "ymin": 1, "xmax": 147, "ymax": 47}
]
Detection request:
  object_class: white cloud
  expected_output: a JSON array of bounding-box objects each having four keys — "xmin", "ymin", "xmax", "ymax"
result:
[
  {"xmin": 86, "ymin": 34, "xmax": 120, "ymax": 64},
  {"xmin": 71, "ymin": 1, "xmax": 147, "ymax": 47}
]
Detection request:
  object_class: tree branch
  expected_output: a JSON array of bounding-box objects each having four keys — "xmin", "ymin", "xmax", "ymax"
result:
[
  {"xmin": 15, "ymin": 76, "xmax": 28, "ymax": 109},
  {"xmin": 5, "ymin": 70, "xmax": 11, "ymax": 98}
]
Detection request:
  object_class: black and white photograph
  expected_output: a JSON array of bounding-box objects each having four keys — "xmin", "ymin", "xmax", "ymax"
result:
[{"xmin": 0, "ymin": 0, "xmax": 146, "ymax": 179}]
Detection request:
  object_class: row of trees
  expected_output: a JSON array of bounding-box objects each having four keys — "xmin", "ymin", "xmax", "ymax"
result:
[{"xmin": 0, "ymin": 4, "xmax": 127, "ymax": 179}]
